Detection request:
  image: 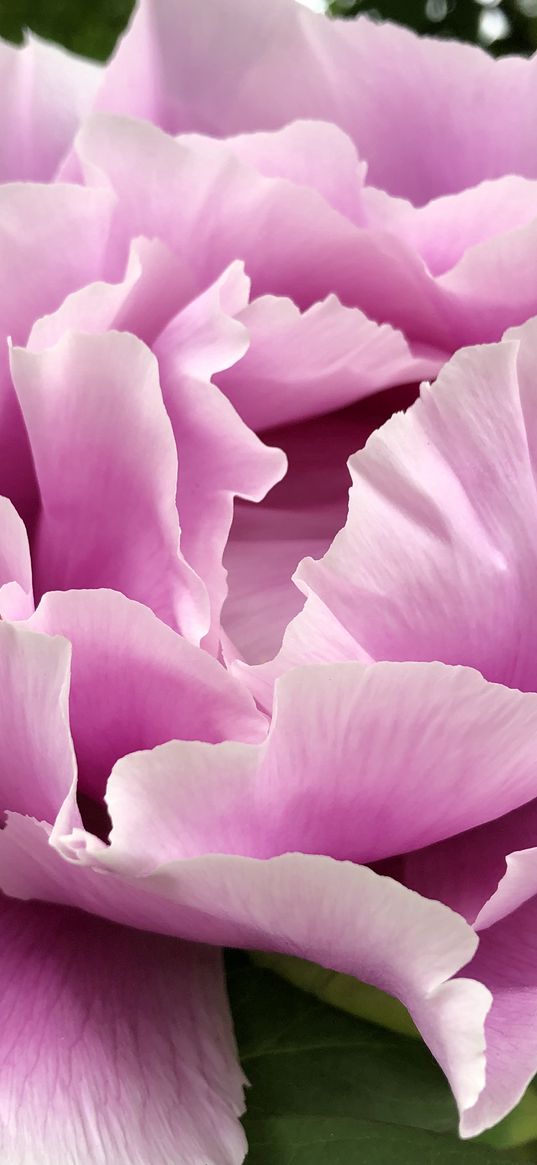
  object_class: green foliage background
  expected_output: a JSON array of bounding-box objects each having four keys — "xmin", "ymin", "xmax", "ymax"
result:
[
  {"xmin": 329, "ymin": 1, "xmax": 537, "ymax": 56},
  {"xmin": 0, "ymin": 0, "xmax": 134, "ymax": 59}
]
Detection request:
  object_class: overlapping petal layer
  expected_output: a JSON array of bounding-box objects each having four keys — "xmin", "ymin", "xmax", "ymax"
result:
[
  {"xmin": 25, "ymin": 260, "xmax": 288, "ymax": 647},
  {"xmin": 0, "ymin": 633, "xmax": 494, "ymax": 1133},
  {"xmin": 0, "ymin": 814, "xmax": 490, "ymax": 1132},
  {"xmin": 70, "ymin": 111, "xmax": 537, "ymax": 359},
  {"xmin": 11, "ymin": 331, "xmax": 207, "ymax": 641},
  {"xmin": 27, "ymin": 589, "xmax": 263, "ymax": 817},
  {"xmin": 248, "ymin": 319, "xmax": 537, "ymax": 703},
  {"xmin": 97, "ymin": 0, "xmax": 537, "ymax": 204}
]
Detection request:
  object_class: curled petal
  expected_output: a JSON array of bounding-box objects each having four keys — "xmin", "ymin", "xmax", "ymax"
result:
[
  {"xmin": 74, "ymin": 114, "xmax": 450, "ymax": 347},
  {"xmin": 154, "ymin": 263, "xmax": 286, "ymax": 650},
  {"xmin": 217, "ymin": 291, "xmax": 439, "ymax": 432},
  {"xmin": 11, "ymin": 331, "xmax": 208, "ymax": 641},
  {"xmin": 28, "ymin": 588, "xmax": 264, "ymax": 819},
  {"xmin": 98, "ymin": 661, "xmax": 537, "ymax": 869},
  {"xmin": 460, "ymin": 895, "xmax": 537, "ymax": 1138},
  {"xmin": 0, "ymin": 815, "xmax": 489, "ymax": 1133},
  {"xmin": 29, "ymin": 236, "xmax": 196, "ymax": 352}
]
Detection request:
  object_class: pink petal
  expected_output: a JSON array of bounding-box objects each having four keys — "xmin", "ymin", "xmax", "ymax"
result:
[
  {"xmin": 11, "ymin": 331, "xmax": 208, "ymax": 642},
  {"xmin": 97, "ymin": 0, "xmax": 537, "ymax": 204},
  {"xmin": 247, "ymin": 325, "xmax": 537, "ymax": 701},
  {"xmin": 0, "ymin": 621, "xmax": 75, "ymax": 822},
  {"xmin": 220, "ymin": 128, "xmax": 537, "ymax": 349},
  {"xmin": 100, "ymin": 661, "xmax": 537, "ymax": 868},
  {"xmin": 29, "ymin": 236, "xmax": 196, "ymax": 353},
  {"xmin": 0, "ymin": 184, "xmax": 115, "ymax": 344},
  {"xmin": 0, "ymin": 34, "xmax": 100, "ymax": 181},
  {"xmin": 0, "ymin": 815, "xmax": 489, "ymax": 1130},
  {"xmin": 438, "ymin": 216, "xmax": 537, "ymax": 346},
  {"xmin": 381, "ymin": 799, "xmax": 537, "ymax": 929},
  {"xmin": 0, "ymin": 183, "xmax": 114, "ymax": 520},
  {"xmin": 0, "ymin": 497, "xmax": 33, "ymax": 619},
  {"xmin": 0, "ymin": 891, "xmax": 245, "ymax": 1165},
  {"xmin": 85, "ymin": 87, "xmax": 537, "ymax": 354},
  {"xmin": 223, "ymin": 391, "xmax": 414, "ymax": 663},
  {"xmin": 28, "ymin": 588, "xmax": 263, "ymax": 814},
  {"xmin": 218, "ymin": 120, "xmax": 369, "ymax": 226},
  {"xmin": 474, "ymin": 846, "xmax": 537, "ymax": 932},
  {"xmin": 153, "ymin": 263, "xmax": 286, "ymax": 650},
  {"xmin": 216, "ymin": 292, "xmax": 440, "ymax": 432},
  {"xmin": 29, "ymin": 252, "xmax": 287, "ymax": 650},
  {"xmin": 365, "ymin": 176, "xmax": 537, "ymax": 280},
  {"xmin": 75, "ymin": 114, "xmax": 450, "ymax": 348},
  {"xmin": 95, "ymin": 0, "xmax": 333, "ymax": 135},
  {"xmin": 459, "ymin": 895, "xmax": 537, "ymax": 1138},
  {"xmin": 223, "ymin": 500, "xmax": 329, "ymax": 664}
]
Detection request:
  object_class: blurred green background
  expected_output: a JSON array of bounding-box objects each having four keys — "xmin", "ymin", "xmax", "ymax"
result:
[
  {"xmin": 0, "ymin": 0, "xmax": 536, "ymax": 60},
  {"xmin": 0, "ymin": 0, "xmax": 134, "ymax": 59}
]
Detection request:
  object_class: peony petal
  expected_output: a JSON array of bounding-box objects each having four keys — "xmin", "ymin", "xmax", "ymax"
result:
[
  {"xmin": 0, "ymin": 184, "xmax": 115, "ymax": 345},
  {"xmin": 459, "ymin": 895, "xmax": 537, "ymax": 1139},
  {"xmin": 247, "ymin": 325, "xmax": 537, "ymax": 701},
  {"xmin": 438, "ymin": 216, "xmax": 537, "ymax": 347},
  {"xmin": 94, "ymin": 29, "xmax": 537, "ymax": 352},
  {"xmin": 365, "ymin": 175, "xmax": 537, "ymax": 280},
  {"xmin": 0, "ymin": 496, "xmax": 33, "ymax": 619},
  {"xmin": 29, "ymin": 249, "xmax": 285, "ymax": 651},
  {"xmin": 0, "ymin": 815, "xmax": 489, "ymax": 1132},
  {"xmin": 216, "ymin": 291, "xmax": 440, "ymax": 432},
  {"xmin": 75, "ymin": 114, "xmax": 451, "ymax": 348},
  {"xmin": 389, "ymin": 799, "xmax": 537, "ymax": 931},
  {"xmin": 80, "ymin": 113, "xmax": 537, "ymax": 357},
  {"xmin": 0, "ymin": 34, "xmax": 100, "ymax": 181},
  {"xmin": 11, "ymin": 331, "xmax": 208, "ymax": 642},
  {"xmin": 0, "ymin": 183, "xmax": 114, "ymax": 520},
  {"xmin": 222, "ymin": 500, "xmax": 330, "ymax": 664},
  {"xmin": 217, "ymin": 120, "xmax": 368, "ymax": 226},
  {"xmin": 94, "ymin": 0, "xmax": 338, "ymax": 136},
  {"xmin": 107, "ymin": 858, "xmax": 492, "ymax": 1131},
  {"xmin": 28, "ymin": 589, "xmax": 264, "ymax": 816},
  {"xmin": 153, "ymin": 263, "xmax": 286, "ymax": 650},
  {"xmin": 222, "ymin": 392, "xmax": 412, "ymax": 663},
  {"xmin": 99, "ymin": 661, "xmax": 537, "ymax": 868},
  {"xmin": 0, "ymin": 621, "xmax": 75, "ymax": 822},
  {"xmin": 97, "ymin": 0, "xmax": 537, "ymax": 204},
  {"xmin": 29, "ymin": 236, "xmax": 196, "ymax": 353},
  {"xmin": 0, "ymin": 891, "xmax": 245, "ymax": 1165}
]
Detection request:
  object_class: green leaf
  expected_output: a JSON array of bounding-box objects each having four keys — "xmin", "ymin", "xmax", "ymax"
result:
[
  {"xmin": 226, "ymin": 953, "xmax": 530, "ymax": 1163},
  {"xmin": 245, "ymin": 1116, "xmax": 529, "ymax": 1165},
  {"xmin": 251, "ymin": 950, "xmax": 419, "ymax": 1038},
  {"xmin": 250, "ymin": 952, "xmax": 537, "ymax": 1153},
  {"xmin": 0, "ymin": 0, "xmax": 134, "ymax": 60}
]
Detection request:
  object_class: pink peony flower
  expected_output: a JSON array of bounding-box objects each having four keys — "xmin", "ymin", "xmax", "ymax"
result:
[
  {"xmin": 244, "ymin": 311, "xmax": 537, "ymax": 1136},
  {"xmin": 3, "ymin": 0, "xmax": 537, "ymax": 1160}
]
